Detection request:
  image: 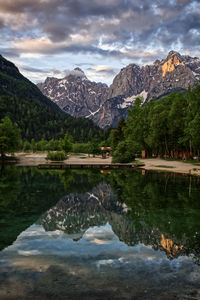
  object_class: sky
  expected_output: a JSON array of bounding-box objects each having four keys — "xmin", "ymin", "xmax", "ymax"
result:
[{"xmin": 0, "ymin": 0, "xmax": 200, "ymax": 85}]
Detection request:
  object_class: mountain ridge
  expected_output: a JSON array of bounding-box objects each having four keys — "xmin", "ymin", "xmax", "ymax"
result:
[
  {"xmin": 37, "ymin": 50, "xmax": 200, "ymax": 128},
  {"xmin": 0, "ymin": 54, "xmax": 63, "ymax": 113}
]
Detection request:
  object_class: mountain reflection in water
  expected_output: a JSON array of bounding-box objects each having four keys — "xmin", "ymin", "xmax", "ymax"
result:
[
  {"xmin": 0, "ymin": 167, "xmax": 200, "ymax": 299},
  {"xmin": 37, "ymin": 181, "xmax": 200, "ymax": 261}
]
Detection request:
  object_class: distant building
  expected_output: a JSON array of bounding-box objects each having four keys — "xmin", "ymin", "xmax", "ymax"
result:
[
  {"xmin": 101, "ymin": 147, "xmax": 111, "ymax": 158},
  {"xmin": 142, "ymin": 150, "xmax": 147, "ymax": 159}
]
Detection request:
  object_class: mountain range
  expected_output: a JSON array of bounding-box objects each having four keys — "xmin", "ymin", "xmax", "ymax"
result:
[
  {"xmin": 38, "ymin": 51, "xmax": 200, "ymax": 128},
  {"xmin": 1, "ymin": 51, "xmax": 200, "ymax": 133}
]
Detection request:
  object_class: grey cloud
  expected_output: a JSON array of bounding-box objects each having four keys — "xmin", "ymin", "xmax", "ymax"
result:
[
  {"xmin": 21, "ymin": 66, "xmax": 86, "ymax": 79},
  {"xmin": 0, "ymin": 20, "xmax": 5, "ymax": 29},
  {"xmin": 15, "ymin": 42, "xmax": 122, "ymax": 57},
  {"xmin": 42, "ymin": 21, "xmax": 71, "ymax": 42},
  {"xmin": 76, "ymin": 63, "xmax": 95, "ymax": 67},
  {"xmin": 63, "ymin": 69, "xmax": 86, "ymax": 78},
  {"xmin": 86, "ymin": 66, "xmax": 119, "ymax": 80},
  {"xmin": 87, "ymin": 67, "xmax": 118, "ymax": 77},
  {"xmin": 0, "ymin": 0, "xmax": 61, "ymax": 14},
  {"xmin": 156, "ymin": 10, "xmax": 200, "ymax": 47},
  {"xmin": 0, "ymin": 0, "xmax": 199, "ymax": 62},
  {"xmin": 0, "ymin": 48, "xmax": 20, "ymax": 58},
  {"xmin": 22, "ymin": 66, "xmax": 48, "ymax": 73},
  {"xmin": 175, "ymin": 0, "xmax": 192, "ymax": 4}
]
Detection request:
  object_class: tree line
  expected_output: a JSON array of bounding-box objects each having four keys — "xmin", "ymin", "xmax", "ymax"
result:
[
  {"xmin": 0, "ymin": 116, "xmax": 106, "ymax": 159},
  {"xmin": 111, "ymin": 84, "xmax": 200, "ymax": 162}
]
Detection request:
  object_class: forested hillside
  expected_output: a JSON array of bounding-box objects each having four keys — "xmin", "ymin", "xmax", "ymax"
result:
[
  {"xmin": 0, "ymin": 54, "xmax": 62, "ymax": 113},
  {"xmin": 0, "ymin": 95, "xmax": 107, "ymax": 142}
]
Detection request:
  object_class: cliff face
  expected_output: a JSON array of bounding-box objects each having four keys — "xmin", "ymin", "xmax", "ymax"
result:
[
  {"xmin": 38, "ymin": 51, "xmax": 200, "ymax": 128},
  {"xmin": 108, "ymin": 50, "xmax": 198, "ymax": 102},
  {"xmin": 37, "ymin": 68, "xmax": 108, "ymax": 119},
  {"xmin": 91, "ymin": 51, "xmax": 200, "ymax": 128}
]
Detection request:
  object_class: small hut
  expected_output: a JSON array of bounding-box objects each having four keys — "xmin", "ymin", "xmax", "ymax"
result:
[{"xmin": 101, "ymin": 147, "xmax": 111, "ymax": 158}]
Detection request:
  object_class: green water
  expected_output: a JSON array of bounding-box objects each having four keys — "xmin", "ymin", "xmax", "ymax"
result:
[{"xmin": 0, "ymin": 166, "xmax": 200, "ymax": 299}]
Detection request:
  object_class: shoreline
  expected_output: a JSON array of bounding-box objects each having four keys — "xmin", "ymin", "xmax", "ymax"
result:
[
  {"xmin": 140, "ymin": 158, "xmax": 200, "ymax": 176},
  {"xmin": 5, "ymin": 153, "xmax": 200, "ymax": 176},
  {"xmin": 14, "ymin": 152, "xmax": 112, "ymax": 166}
]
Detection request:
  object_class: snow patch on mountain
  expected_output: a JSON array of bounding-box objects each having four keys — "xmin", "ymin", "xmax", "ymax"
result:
[
  {"xmin": 85, "ymin": 107, "xmax": 102, "ymax": 118},
  {"xmin": 118, "ymin": 90, "xmax": 148, "ymax": 109}
]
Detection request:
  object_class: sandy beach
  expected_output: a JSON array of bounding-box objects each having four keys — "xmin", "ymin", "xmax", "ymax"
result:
[
  {"xmin": 14, "ymin": 152, "xmax": 200, "ymax": 176},
  {"xmin": 15, "ymin": 152, "xmax": 112, "ymax": 166},
  {"xmin": 140, "ymin": 158, "xmax": 200, "ymax": 176}
]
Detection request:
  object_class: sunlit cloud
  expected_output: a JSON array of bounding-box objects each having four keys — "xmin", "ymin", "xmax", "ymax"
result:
[{"xmin": 0, "ymin": 0, "xmax": 199, "ymax": 84}]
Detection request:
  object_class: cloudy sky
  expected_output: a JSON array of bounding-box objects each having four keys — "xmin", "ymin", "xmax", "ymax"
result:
[{"xmin": 0, "ymin": 0, "xmax": 199, "ymax": 85}]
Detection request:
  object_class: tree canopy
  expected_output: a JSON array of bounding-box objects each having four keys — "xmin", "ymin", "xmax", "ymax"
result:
[
  {"xmin": 0, "ymin": 116, "xmax": 21, "ymax": 159},
  {"xmin": 62, "ymin": 133, "xmax": 73, "ymax": 154}
]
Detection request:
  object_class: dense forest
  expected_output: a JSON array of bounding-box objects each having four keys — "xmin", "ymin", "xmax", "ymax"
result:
[
  {"xmin": 111, "ymin": 84, "xmax": 200, "ymax": 162},
  {"xmin": 0, "ymin": 95, "xmax": 108, "ymax": 142}
]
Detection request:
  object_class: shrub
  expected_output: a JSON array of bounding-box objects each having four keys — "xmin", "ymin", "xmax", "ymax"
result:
[
  {"xmin": 46, "ymin": 151, "xmax": 66, "ymax": 161},
  {"xmin": 112, "ymin": 141, "xmax": 135, "ymax": 163}
]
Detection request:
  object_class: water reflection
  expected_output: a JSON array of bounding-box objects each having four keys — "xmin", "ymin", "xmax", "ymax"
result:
[
  {"xmin": 2, "ymin": 223, "xmax": 200, "ymax": 299},
  {"xmin": 37, "ymin": 182, "xmax": 125, "ymax": 236},
  {"xmin": 36, "ymin": 179, "xmax": 200, "ymax": 262},
  {"xmin": 0, "ymin": 167, "xmax": 200, "ymax": 299}
]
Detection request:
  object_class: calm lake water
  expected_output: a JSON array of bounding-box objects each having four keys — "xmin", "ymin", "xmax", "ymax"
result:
[{"xmin": 0, "ymin": 166, "xmax": 200, "ymax": 299}]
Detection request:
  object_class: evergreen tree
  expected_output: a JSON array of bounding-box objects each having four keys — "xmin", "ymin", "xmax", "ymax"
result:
[
  {"xmin": 62, "ymin": 133, "xmax": 73, "ymax": 154},
  {"xmin": 0, "ymin": 116, "xmax": 21, "ymax": 159}
]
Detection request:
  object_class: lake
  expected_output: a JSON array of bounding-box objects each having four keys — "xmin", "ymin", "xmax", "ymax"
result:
[{"xmin": 0, "ymin": 166, "xmax": 200, "ymax": 299}]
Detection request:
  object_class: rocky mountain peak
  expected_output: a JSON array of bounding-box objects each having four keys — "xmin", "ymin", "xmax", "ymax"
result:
[
  {"xmin": 153, "ymin": 59, "xmax": 161, "ymax": 65},
  {"xmin": 167, "ymin": 50, "xmax": 182, "ymax": 59},
  {"xmin": 37, "ymin": 67, "xmax": 108, "ymax": 118},
  {"xmin": 74, "ymin": 67, "xmax": 84, "ymax": 73},
  {"xmin": 161, "ymin": 51, "xmax": 185, "ymax": 77},
  {"xmin": 45, "ymin": 76, "xmax": 56, "ymax": 83},
  {"xmin": 63, "ymin": 68, "xmax": 87, "ymax": 80}
]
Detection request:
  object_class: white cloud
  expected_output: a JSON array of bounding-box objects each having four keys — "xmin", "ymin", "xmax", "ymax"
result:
[{"xmin": 13, "ymin": 37, "xmax": 66, "ymax": 54}]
